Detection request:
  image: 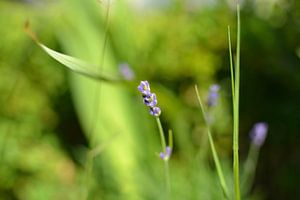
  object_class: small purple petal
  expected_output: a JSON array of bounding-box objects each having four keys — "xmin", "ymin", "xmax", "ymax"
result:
[
  {"xmin": 150, "ymin": 107, "xmax": 161, "ymax": 117},
  {"xmin": 250, "ymin": 122, "xmax": 268, "ymax": 147},
  {"xmin": 207, "ymin": 84, "xmax": 220, "ymax": 107},
  {"xmin": 119, "ymin": 63, "xmax": 135, "ymax": 80},
  {"xmin": 159, "ymin": 152, "xmax": 165, "ymax": 159},
  {"xmin": 143, "ymin": 93, "xmax": 157, "ymax": 107},
  {"xmin": 165, "ymin": 146, "xmax": 172, "ymax": 157},
  {"xmin": 138, "ymin": 81, "xmax": 150, "ymax": 94},
  {"xmin": 210, "ymin": 84, "xmax": 220, "ymax": 92},
  {"xmin": 159, "ymin": 146, "xmax": 172, "ymax": 160}
]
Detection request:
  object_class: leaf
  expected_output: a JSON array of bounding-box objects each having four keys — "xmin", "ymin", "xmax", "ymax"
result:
[
  {"xmin": 39, "ymin": 44, "xmax": 119, "ymax": 82},
  {"xmin": 24, "ymin": 21, "xmax": 120, "ymax": 82}
]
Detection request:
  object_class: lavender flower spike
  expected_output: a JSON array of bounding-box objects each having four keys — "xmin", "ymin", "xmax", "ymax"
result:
[
  {"xmin": 207, "ymin": 84, "xmax": 220, "ymax": 107},
  {"xmin": 138, "ymin": 81, "xmax": 161, "ymax": 117},
  {"xmin": 250, "ymin": 122, "xmax": 268, "ymax": 147},
  {"xmin": 159, "ymin": 146, "xmax": 172, "ymax": 161}
]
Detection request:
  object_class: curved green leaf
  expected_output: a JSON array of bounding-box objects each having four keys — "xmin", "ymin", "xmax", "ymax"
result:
[{"xmin": 39, "ymin": 43, "xmax": 121, "ymax": 82}]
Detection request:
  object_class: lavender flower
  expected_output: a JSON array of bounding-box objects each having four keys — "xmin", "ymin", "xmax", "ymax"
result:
[
  {"xmin": 144, "ymin": 93, "xmax": 157, "ymax": 107},
  {"xmin": 207, "ymin": 84, "xmax": 220, "ymax": 107},
  {"xmin": 150, "ymin": 107, "xmax": 161, "ymax": 117},
  {"xmin": 138, "ymin": 81, "xmax": 151, "ymax": 95},
  {"xmin": 159, "ymin": 146, "xmax": 172, "ymax": 161},
  {"xmin": 250, "ymin": 122, "xmax": 268, "ymax": 147},
  {"xmin": 119, "ymin": 63, "xmax": 135, "ymax": 80},
  {"xmin": 138, "ymin": 81, "xmax": 161, "ymax": 117}
]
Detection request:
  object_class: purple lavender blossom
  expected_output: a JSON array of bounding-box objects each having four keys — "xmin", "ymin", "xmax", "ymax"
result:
[
  {"xmin": 138, "ymin": 81, "xmax": 161, "ymax": 117},
  {"xmin": 143, "ymin": 93, "xmax": 158, "ymax": 107},
  {"xmin": 150, "ymin": 106, "xmax": 161, "ymax": 117},
  {"xmin": 207, "ymin": 84, "xmax": 220, "ymax": 107},
  {"xmin": 138, "ymin": 81, "xmax": 151, "ymax": 95},
  {"xmin": 159, "ymin": 146, "xmax": 172, "ymax": 160},
  {"xmin": 250, "ymin": 122, "xmax": 268, "ymax": 147},
  {"xmin": 119, "ymin": 63, "xmax": 135, "ymax": 80}
]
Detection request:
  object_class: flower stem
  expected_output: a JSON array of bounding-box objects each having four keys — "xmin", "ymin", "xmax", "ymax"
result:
[
  {"xmin": 156, "ymin": 117, "xmax": 171, "ymax": 199},
  {"xmin": 233, "ymin": 3, "xmax": 241, "ymax": 200},
  {"xmin": 194, "ymin": 85, "xmax": 229, "ymax": 199},
  {"xmin": 164, "ymin": 160, "xmax": 171, "ymax": 199},
  {"xmin": 227, "ymin": 26, "xmax": 235, "ymax": 100},
  {"xmin": 242, "ymin": 143, "xmax": 260, "ymax": 196},
  {"xmin": 156, "ymin": 117, "xmax": 167, "ymax": 151}
]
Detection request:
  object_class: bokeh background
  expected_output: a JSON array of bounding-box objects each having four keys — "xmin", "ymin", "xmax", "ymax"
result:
[{"xmin": 0, "ymin": 0, "xmax": 299, "ymax": 199}]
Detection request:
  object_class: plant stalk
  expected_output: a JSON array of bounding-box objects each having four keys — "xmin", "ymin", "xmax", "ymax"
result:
[
  {"xmin": 233, "ymin": 4, "xmax": 241, "ymax": 200},
  {"xmin": 194, "ymin": 85, "xmax": 229, "ymax": 199},
  {"xmin": 156, "ymin": 117, "xmax": 171, "ymax": 199}
]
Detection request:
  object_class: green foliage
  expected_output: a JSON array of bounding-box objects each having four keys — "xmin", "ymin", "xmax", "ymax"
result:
[{"xmin": 1, "ymin": 0, "xmax": 299, "ymax": 199}]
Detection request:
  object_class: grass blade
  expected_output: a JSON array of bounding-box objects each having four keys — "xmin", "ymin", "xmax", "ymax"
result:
[
  {"xmin": 228, "ymin": 26, "xmax": 235, "ymax": 100},
  {"xmin": 194, "ymin": 85, "xmax": 229, "ymax": 199},
  {"xmin": 233, "ymin": 3, "xmax": 241, "ymax": 200},
  {"xmin": 24, "ymin": 22, "xmax": 120, "ymax": 82}
]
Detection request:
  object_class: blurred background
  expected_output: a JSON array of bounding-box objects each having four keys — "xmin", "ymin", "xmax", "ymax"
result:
[{"xmin": 0, "ymin": 0, "xmax": 299, "ymax": 199}]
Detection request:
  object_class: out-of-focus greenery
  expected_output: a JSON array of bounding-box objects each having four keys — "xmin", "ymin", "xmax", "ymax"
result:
[{"xmin": 0, "ymin": 0, "xmax": 299, "ymax": 200}]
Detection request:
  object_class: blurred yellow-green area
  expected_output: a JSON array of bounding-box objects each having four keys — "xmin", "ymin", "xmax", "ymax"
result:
[{"xmin": 1, "ymin": 0, "xmax": 300, "ymax": 199}]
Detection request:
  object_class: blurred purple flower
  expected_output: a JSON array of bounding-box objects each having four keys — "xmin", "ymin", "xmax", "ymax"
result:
[
  {"xmin": 150, "ymin": 106, "xmax": 161, "ymax": 117},
  {"xmin": 207, "ymin": 84, "xmax": 220, "ymax": 107},
  {"xmin": 119, "ymin": 63, "xmax": 135, "ymax": 80},
  {"xmin": 138, "ymin": 80, "xmax": 151, "ymax": 95},
  {"xmin": 144, "ymin": 93, "xmax": 158, "ymax": 107},
  {"xmin": 138, "ymin": 81, "xmax": 161, "ymax": 117},
  {"xmin": 250, "ymin": 122, "xmax": 268, "ymax": 147},
  {"xmin": 159, "ymin": 146, "xmax": 172, "ymax": 160}
]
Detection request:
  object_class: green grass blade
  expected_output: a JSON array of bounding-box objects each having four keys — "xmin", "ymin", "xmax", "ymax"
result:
[
  {"xmin": 194, "ymin": 85, "xmax": 229, "ymax": 199},
  {"xmin": 24, "ymin": 22, "xmax": 120, "ymax": 82},
  {"xmin": 168, "ymin": 129, "xmax": 173, "ymax": 149},
  {"xmin": 87, "ymin": 0, "xmax": 112, "ymax": 146},
  {"xmin": 39, "ymin": 43, "xmax": 120, "ymax": 82},
  {"xmin": 84, "ymin": 2, "xmax": 112, "ymax": 199},
  {"xmin": 227, "ymin": 26, "xmax": 235, "ymax": 100},
  {"xmin": 233, "ymin": 4, "xmax": 241, "ymax": 200}
]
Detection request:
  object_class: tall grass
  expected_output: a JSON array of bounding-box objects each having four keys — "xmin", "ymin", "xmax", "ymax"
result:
[{"xmin": 232, "ymin": 4, "xmax": 241, "ymax": 200}]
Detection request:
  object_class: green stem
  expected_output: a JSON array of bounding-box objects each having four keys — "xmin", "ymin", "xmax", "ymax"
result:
[
  {"xmin": 242, "ymin": 143, "xmax": 260, "ymax": 196},
  {"xmin": 82, "ymin": 133, "xmax": 118, "ymax": 200},
  {"xmin": 227, "ymin": 26, "xmax": 235, "ymax": 100},
  {"xmin": 156, "ymin": 117, "xmax": 171, "ymax": 199},
  {"xmin": 84, "ymin": 3, "xmax": 111, "ymax": 199},
  {"xmin": 83, "ymin": 152, "xmax": 94, "ymax": 200},
  {"xmin": 156, "ymin": 117, "xmax": 167, "ymax": 151},
  {"xmin": 233, "ymin": 4, "xmax": 241, "ymax": 200},
  {"xmin": 194, "ymin": 85, "xmax": 229, "ymax": 199},
  {"xmin": 164, "ymin": 160, "xmax": 171, "ymax": 199}
]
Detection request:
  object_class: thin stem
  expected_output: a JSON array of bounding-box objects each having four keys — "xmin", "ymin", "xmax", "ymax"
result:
[
  {"xmin": 233, "ymin": 3, "xmax": 241, "ymax": 200},
  {"xmin": 227, "ymin": 26, "xmax": 235, "ymax": 100},
  {"xmin": 242, "ymin": 143, "xmax": 260, "ymax": 196},
  {"xmin": 84, "ymin": 2, "xmax": 111, "ymax": 199},
  {"xmin": 156, "ymin": 117, "xmax": 170, "ymax": 199},
  {"xmin": 82, "ymin": 133, "xmax": 118, "ymax": 200},
  {"xmin": 168, "ymin": 129, "xmax": 173, "ymax": 149},
  {"xmin": 83, "ymin": 152, "xmax": 94, "ymax": 200},
  {"xmin": 156, "ymin": 117, "xmax": 167, "ymax": 151},
  {"xmin": 164, "ymin": 160, "xmax": 171, "ymax": 199},
  {"xmin": 88, "ymin": 0, "xmax": 111, "ymax": 146},
  {"xmin": 194, "ymin": 85, "xmax": 229, "ymax": 199}
]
